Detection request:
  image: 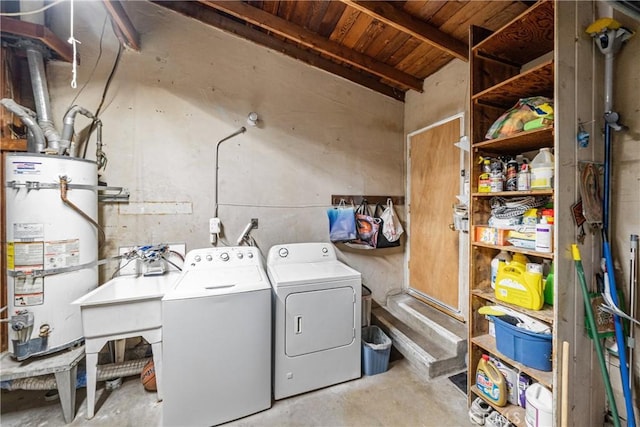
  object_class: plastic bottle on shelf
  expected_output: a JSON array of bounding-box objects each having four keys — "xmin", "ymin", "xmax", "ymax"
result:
[
  {"xmin": 491, "ymin": 250, "xmax": 512, "ymax": 289},
  {"xmin": 517, "ymin": 163, "xmax": 531, "ymax": 191},
  {"xmin": 541, "ymin": 208, "xmax": 554, "ymax": 224},
  {"xmin": 530, "ymin": 148, "xmax": 554, "ymax": 189},
  {"xmin": 479, "ymin": 159, "xmax": 491, "ymax": 193},
  {"xmin": 525, "ymin": 383, "xmax": 553, "ymax": 427},
  {"xmin": 489, "ymin": 159, "xmax": 504, "ymax": 193},
  {"xmin": 535, "ymin": 217, "xmax": 553, "ymax": 252},
  {"xmin": 476, "ymin": 354, "xmax": 507, "ymax": 407},
  {"xmin": 510, "ymin": 253, "xmax": 530, "ymax": 267},
  {"xmin": 505, "ymin": 158, "xmax": 518, "ymax": 191}
]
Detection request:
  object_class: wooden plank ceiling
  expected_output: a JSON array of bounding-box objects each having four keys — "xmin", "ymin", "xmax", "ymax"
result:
[
  {"xmin": 3, "ymin": 1, "xmax": 533, "ymax": 102},
  {"xmin": 147, "ymin": 1, "xmax": 532, "ymax": 101}
]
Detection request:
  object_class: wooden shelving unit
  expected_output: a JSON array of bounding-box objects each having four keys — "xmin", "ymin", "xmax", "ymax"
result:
[{"xmin": 467, "ymin": 2, "xmax": 556, "ymax": 426}]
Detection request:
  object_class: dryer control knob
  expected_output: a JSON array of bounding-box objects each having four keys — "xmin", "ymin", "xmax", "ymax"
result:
[
  {"xmin": 194, "ymin": 255, "xmax": 202, "ymax": 262},
  {"xmin": 278, "ymin": 248, "xmax": 289, "ymax": 258},
  {"xmin": 322, "ymin": 247, "xmax": 328, "ymax": 254},
  {"xmin": 206, "ymin": 255, "xmax": 213, "ymax": 261},
  {"xmin": 237, "ymin": 252, "xmax": 244, "ymax": 259},
  {"xmin": 247, "ymin": 252, "xmax": 254, "ymax": 258},
  {"xmin": 220, "ymin": 252, "xmax": 230, "ymax": 261}
]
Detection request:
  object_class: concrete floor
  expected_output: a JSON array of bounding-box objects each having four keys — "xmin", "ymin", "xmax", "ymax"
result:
[{"xmin": 1, "ymin": 358, "xmax": 472, "ymax": 427}]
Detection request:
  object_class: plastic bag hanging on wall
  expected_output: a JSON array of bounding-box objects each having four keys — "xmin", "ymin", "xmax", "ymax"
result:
[
  {"xmin": 344, "ymin": 201, "xmax": 381, "ymax": 250},
  {"xmin": 380, "ymin": 198, "xmax": 404, "ymax": 242},
  {"xmin": 327, "ymin": 200, "xmax": 357, "ymax": 242}
]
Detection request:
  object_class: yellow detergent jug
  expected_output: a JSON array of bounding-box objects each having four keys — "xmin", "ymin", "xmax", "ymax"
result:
[
  {"xmin": 495, "ymin": 261, "xmax": 543, "ymax": 310},
  {"xmin": 476, "ymin": 354, "xmax": 507, "ymax": 406}
]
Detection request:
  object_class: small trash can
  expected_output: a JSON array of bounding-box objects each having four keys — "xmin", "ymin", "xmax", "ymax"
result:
[
  {"xmin": 362, "ymin": 325, "xmax": 392, "ymax": 375},
  {"xmin": 361, "ymin": 285, "xmax": 372, "ymax": 327}
]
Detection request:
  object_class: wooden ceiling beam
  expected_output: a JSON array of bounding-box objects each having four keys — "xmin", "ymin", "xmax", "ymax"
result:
[
  {"xmin": 102, "ymin": 0, "xmax": 140, "ymax": 51},
  {"xmin": 153, "ymin": 1, "xmax": 404, "ymax": 101},
  {"xmin": 0, "ymin": 17, "xmax": 73, "ymax": 62},
  {"xmin": 340, "ymin": 0, "xmax": 469, "ymax": 62},
  {"xmin": 198, "ymin": 0, "xmax": 423, "ymax": 92}
]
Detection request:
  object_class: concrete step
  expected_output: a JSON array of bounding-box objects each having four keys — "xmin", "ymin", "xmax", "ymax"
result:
[
  {"xmin": 386, "ymin": 293, "xmax": 467, "ymax": 358},
  {"xmin": 372, "ymin": 304, "xmax": 467, "ymax": 380}
]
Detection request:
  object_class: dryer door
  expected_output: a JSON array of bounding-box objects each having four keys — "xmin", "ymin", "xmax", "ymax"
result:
[{"xmin": 285, "ymin": 286, "xmax": 355, "ymax": 357}]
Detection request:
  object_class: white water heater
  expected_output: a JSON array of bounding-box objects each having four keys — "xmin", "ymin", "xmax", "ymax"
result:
[{"xmin": 5, "ymin": 153, "xmax": 98, "ymax": 360}]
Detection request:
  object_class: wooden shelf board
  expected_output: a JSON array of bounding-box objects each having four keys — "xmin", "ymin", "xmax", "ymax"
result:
[
  {"xmin": 472, "ymin": 60, "xmax": 554, "ymax": 108},
  {"xmin": 472, "ymin": 334, "xmax": 553, "ymax": 388},
  {"xmin": 471, "ymin": 241, "xmax": 554, "ymax": 260},
  {"xmin": 470, "ymin": 385, "xmax": 526, "ymax": 426},
  {"xmin": 472, "ymin": 1, "xmax": 554, "ymax": 66},
  {"xmin": 471, "ymin": 189, "xmax": 553, "ymax": 198},
  {"xmin": 471, "ymin": 288, "xmax": 554, "ymax": 324},
  {"xmin": 472, "ymin": 126, "xmax": 554, "ymax": 154}
]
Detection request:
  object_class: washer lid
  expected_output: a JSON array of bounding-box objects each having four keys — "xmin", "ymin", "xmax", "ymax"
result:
[
  {"xmin": 162, "ymin": 266, "xmax": 269, "ymax": 300},
  {"xmin": 268, "ymin": 261, "xmax": 360, "ymax": 286}
]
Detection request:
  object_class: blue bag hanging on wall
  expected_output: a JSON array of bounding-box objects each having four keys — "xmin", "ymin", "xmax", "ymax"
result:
[{"xmin": 327, "ymin": 200, "xmax": 357, "ymax": 242}]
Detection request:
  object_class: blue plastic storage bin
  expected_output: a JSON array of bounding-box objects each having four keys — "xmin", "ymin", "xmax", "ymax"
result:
[
  {"xmin": 362, "ymin": 325, "xmax": 392, "ymax": 375},
  {"xmin": 491, "ymin": 315, "xmax": 552, "ymax": 371}
]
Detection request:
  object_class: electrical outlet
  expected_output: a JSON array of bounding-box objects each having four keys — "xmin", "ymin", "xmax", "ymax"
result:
[
  {"xmin": 210, "ymin": 217, "xmax": 221, "ymax": 233},
  {"xmin": 251, "ymin": 218, "xmax": 259, "ymax": 229}
]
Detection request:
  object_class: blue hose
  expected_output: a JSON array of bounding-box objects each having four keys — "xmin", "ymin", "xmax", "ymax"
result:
[
  {"xmin": 603, "ymin": 122, "xmax": 635, "ymax": 426},
  {"xmin": 604, "ymin": 239, "xmax": 636, "ymax": 426}
]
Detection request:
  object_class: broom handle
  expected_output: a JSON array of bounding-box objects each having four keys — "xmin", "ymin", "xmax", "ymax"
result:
[{"xmin": 572, "ymin": 245, "xmax": 621, "ymax": 426}]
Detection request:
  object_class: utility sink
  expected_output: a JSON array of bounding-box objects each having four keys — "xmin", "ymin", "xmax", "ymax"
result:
[{"xmin": 73, "ymin": 273, "xmax": 180, "ymax": 339}]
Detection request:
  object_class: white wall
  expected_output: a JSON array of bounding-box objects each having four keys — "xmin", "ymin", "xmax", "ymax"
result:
[
  {"xmin": 404, "ymin": 59, "xmax": 469, "ymax": 133},
  {"xmin": 46, "ymin": 1, "xmax": 405, "ymax": 304}
]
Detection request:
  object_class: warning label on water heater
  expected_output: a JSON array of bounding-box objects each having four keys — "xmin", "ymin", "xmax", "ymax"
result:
[
  {"xmin": 44, "ymin": 239, "xmax": 80, "ymax": 269},
  {"xmin": 14, "ymin": 277, "xmax": 44, "ymax": 306},
  {"xmin": 11, "ymin": 241, "xmax": 44, "ymax": 269},
  {"xmin": 13, "ymin": 223, "xmax": 44, "ymax": 242},
  {"xmin": 9, "ymin": 240, "xmax": 45, "ymax": 307}
]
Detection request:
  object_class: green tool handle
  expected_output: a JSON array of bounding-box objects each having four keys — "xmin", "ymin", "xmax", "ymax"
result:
[{"xmin": 572, "ymin": 244, "xmax": 620, "ymax": 426}]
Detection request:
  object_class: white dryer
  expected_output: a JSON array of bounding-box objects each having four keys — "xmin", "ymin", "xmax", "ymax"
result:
[
  {"xmin": 162, "ymin": 247, "xmax": 271, "ymax": 427},
  {"xmin": 267, "ymin": 242, "xmax": 361, "ymax": 400}
]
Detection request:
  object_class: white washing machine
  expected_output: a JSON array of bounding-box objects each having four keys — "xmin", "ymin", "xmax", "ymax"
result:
[
  {"xmin": 162, "ymin": 247, "xmax": 271, "ymax": 427},
  {"xmin": 267, "ymin": 242, "xmax": 361, "ymax": 400}
]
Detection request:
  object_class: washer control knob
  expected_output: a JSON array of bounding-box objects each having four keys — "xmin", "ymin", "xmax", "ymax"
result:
[
  {"xmin": 206, "ymin": 254, "xmax": 213, "ymax": 261},
  {"xmin": 194, "ymin": 255, "xmax": 202, "ymax": 262},
  {"xmin": 247, "ymin": 252, "xmax": 254, "ymax": 258},
  {"xmin": 237, "ymin": 252, "xmax": 244, "ymax": 259},
  {"xmin": 220, "ymin": 252, "xmax": 230, "ymax": 262},
  {"xmin": 322, "ymin": 247, "xmax": 328, "ymax": 254},
  {"xmin": 278, "ymin": 248, "xmax": 289, "ymax": 258}
]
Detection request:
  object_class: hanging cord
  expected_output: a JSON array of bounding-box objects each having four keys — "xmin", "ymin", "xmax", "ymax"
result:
[
  {"xmin": 69, "ymin": 17, "xmax": 107, "ymax": 107},
  {"xmin": 490, "ymin": 196, "xmax": 550, "ymax": 219},
  {"xmin": 67, "ymin": 0, "xmax": 80, "ymax": 89},
  {"xmin": 82, "ymin": 43, "xmax": 123, "ymax": 159},
  {"xmin": 59, "ymin": 176, "xmax": 106, "ymax": 247}
]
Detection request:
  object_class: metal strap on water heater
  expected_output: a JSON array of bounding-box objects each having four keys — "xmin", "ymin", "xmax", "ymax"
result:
[
  {"xmin": 6, "ymin": 180, "xmax": 129, "ymax": 201},
  {"xmin": 6, "ymin": 180, "xmax": 95, "ymax": 190},
  {"xmin": 8, "ymin": 260, "xmax": 98, "ymax": 278},
  {"xmin": 7, "ymin": 257, "xmax": 116, "ymax": 279}
]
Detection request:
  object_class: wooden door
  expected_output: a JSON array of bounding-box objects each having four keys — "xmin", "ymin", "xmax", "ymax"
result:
[{"xmin": 408, "ymin": 117, "xmax": 461, "ymax": 315}]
